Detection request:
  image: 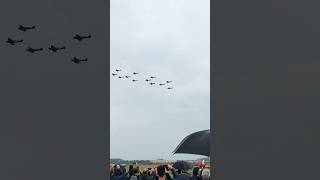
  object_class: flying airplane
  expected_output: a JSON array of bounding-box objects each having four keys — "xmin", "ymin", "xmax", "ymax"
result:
[
  {"xmin": 150, "ymin": 82, "xmax": 155, "ymax": 85},
  {"xmin": 6, "ymin": 38, "xmax": 23, "ymax": 45},
  {"xmin": 166, "ymin": 81, "xmax": 172, "ymax": 83},
  {"xmin": 132, "ymin": 79, "xmax": 138, "ymax": 82},
  {"xmin": 48, "ymin": 45, "xmax": 66, "ymax": 52},
  {"xmin": 73, "ymin": 34, "xmax": 91, "ymax": 41},
  {"xmin": 26, "ymin": 47, "xmax": 43, "ymax": 53},
  {"xmin": 145, "ymin": 79, "xmax": 151, "ymax": 82},
  {"xmin": 133, "ymin": 72, "xmax": 139, "ymax": 75},
  {"xmin": 159, "ymin": 84, "xmax": 165, "ymax": 86},
  {"xmin": 125, "ymin": 76, "xmax": 131, "ymax": 78},
  {"xmin": 112, "ymin": 73, "xmax": 117, "ymax": 76},
  {"xmin": 118, "ymin": 76, "xmax": 124, "ymax": 79},
  {"xmin": 150, "ymin": 76, "xmax": 156, "ymax": 79},
  {"xmin": 115, "ymin": 69, "xmax": 121, "ymax": 72},
  {"xmin": 71, "ymin": 57, "xmax": 88, "ymax": 64},
  {"xmin": 18, "ymin": 25, "xmax": 35, "ymax": 32},
  {"xmin": 167, "ymin": 87, "xmax": 173, "ymax": 89}
]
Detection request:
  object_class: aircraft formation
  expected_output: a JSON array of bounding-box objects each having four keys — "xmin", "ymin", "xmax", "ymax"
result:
[
  {"xmin": 6, "ymin": 25, "xmax": 91, "ymax": 64},
  {"xmin": 111, "ymin": 69, "xmax": 174, "ymax": 90}
]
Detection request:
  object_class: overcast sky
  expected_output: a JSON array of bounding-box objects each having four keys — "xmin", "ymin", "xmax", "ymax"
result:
[{"xmin": 110, "ymin": 0, "xmax": 210, "ymax": 160}]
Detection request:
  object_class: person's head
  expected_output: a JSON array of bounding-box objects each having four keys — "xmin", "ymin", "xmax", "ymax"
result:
[
  {"xmin": 201, "ymin": 169, "xmax": 210, "ymax": 180},
  {"xmin": 157, "ymin": 165, "xmax": 166, "ymax": 177},
  {"xmin": 193, "ymin": 167, "xmax": 200, "ymax": 176},
  {"xmin": 120, "ymin": 165, "xmax": 126, "ymax": 174},
  {"xmin": 132, "ymin": 166, "xmax": 140, "ymax": 175},
  {"xmin": 151, "ymin": 168, "xmax": 157, "ymax": 176},
  {"xmin": 109, "ymin": 164, "xmax": 114, "ymax": 176},
  {"xmin": 129, "ymin": 165, "xmax": 134, "ymax": 176},
  {"xmin": 114, "ymin": 168, "xmax": 123, "ymax": 176}
]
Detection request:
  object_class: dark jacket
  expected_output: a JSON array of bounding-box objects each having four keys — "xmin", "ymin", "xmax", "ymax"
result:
[
  {"xmin": 190, "ymin": 176, "xmax": 201, "ymax": 180},
  {"xmin": 111, "ymin": 175, "xmax": 129, "ymax": 180},
  {"xmin": 174, "ymin": 173, "xmax": 191, "ymax": 180}
]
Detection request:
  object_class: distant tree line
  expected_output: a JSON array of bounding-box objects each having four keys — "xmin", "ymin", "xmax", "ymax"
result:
[{"xmin": 110, "ymin": 159, "xmax": 152, "ymax": 165}]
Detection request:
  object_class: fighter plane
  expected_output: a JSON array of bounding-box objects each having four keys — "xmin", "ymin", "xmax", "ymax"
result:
[
  {"xmin": 159, "ymin": 84, "xmax": 165, "ymax": 86},
  {"xmin": 150, "ymin": 76, "xmax": 156, "ymax": 79},
  {"xmin": 125, "ymin": 76, "xmax": 131, "ymax": 78},
  {"xmin": 18, "ymin": 25, "xmax": 35, "ymax": 32},
  {"xmin": 48, "ymin": 45, "xmax": 66, "ymax": 52},
  {"xmin": 166, "ymin": 81, "xmax": 172, "ymax": 83},
  {"xmin": 132, "ymin": 79, "xmax": 138, "ymax": 82},
  {"xmin": 133, "ymin": 72, "xmax": 139, "ymax": 75},
  {"xmin": 118, "ymin": 76, "xmax": 124, "ymax": 79},
  {"xmin": 6, "ymin": 38, "xmax": 23, "ymax": 45},
  {"xmin": 112, "ymin": 73, "xmax": 117, "ymax": 76},
  {"xmin": 145, "ymin": 79, "xmax": 151, "ymax": 82},
  {"xmin": 73, "ymin": 34, "xmax": 91, "ymax": 41},
  {"xmin": 71, "ymin": 57, "xmax": 88, "ymax": 64},
  {"xmin": 150, "ymin": 82, "xmax": 155, "ymax": 85},
  {"xmin": 115, "ymin": 69, "xmax": 121, "ymax": 72},
  {"xmin": 26, "ymin": 47, "xmax": 43, "ymax": 53},
  {"xmin": 167, "ymin": 87, "xmax": 173, "ymax": 90}
]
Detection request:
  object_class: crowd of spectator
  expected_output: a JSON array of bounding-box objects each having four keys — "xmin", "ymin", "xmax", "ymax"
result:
[{"xmin": 110, "ymin": 163, "xmax": 210, "ymax": 180}]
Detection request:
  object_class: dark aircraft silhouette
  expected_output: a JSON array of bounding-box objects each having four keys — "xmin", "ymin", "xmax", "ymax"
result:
[
  {"xmin": 145, "ymin": 79, "xmax": 151, "ymax": 82},
  {"xmin": 73, "ymin": 34, "xmax": 91, "ymax": 41},
  {"xmin": 6, "ymin": 38, "xmax": 23, "ymax": 45},
  {"xmin": 150, "ymin": 82, "xmax": 155, "ymax": 85},
  {"xmin": 112, "ymin": 73, "xmax": 117, "ymax": 76},
  {"xmin": 71, "ymin": 57, "xmax": 88, "ymax": 64},
  {"xmin": 115, "ymin": 69, "xmax": 121, "ymax": 72},
  {"xmin": 125, "ymin": 76, "xmax": 131, "ymax": 78},
  {"xmin": 150, "ymin": 76, "xmax": 156, "ymax": 79},
  {"xmin": 133, "ymin": 72, "xmax": 139, "ymax": 75},
  {"xmin": 167, "ymin": 87, "xmax": 173, "ymax": 89},
  {"xmin": 26, "ymin": 47, "xmax": 43, "ymax": 53},
  {"xmin": 132, "ymin": 79, "xmax": 138, "ymax": 82},
  {"xmin": 159, "ymin": 84, "xmax": 165, "ymax": 86},
  {"xmin": 48, "ymin": 45, "xmax": 66, "ymax": 52},
  {"xmin": 118, "ymin": 76, "xmax": 124, "ymax": 79},
  {"xmin": 18, "ymin": 25, "xmax": 35, "ymax": 32},
  {"xmin": 166, "ymin": 81, "xmax": 172, "ymax": 83}
]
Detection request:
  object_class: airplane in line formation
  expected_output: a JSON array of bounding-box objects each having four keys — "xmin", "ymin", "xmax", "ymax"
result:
[
  {"xmin": 112, "ymin": 69, "xmax": 174, "ymax": 90},
  {"xmin": 48, "ymin": 45, "xmax": 66, "ymax": 52},
  {"xmin": 73, "ymin": 34, "xmax": 91, "ymax": 41},
  {"xmin": 71, "ymin": 57, "xmax": 88, "ymax": 64},
  {"xmin": 6, "ymin": 24, "xmax": 92, "ymax": 65},
  {"xmin": 6, "ymin": 38, "xmax": 23, "ymax": 45},
  {"xmin": 18, "ymin": 25, "xmax": 35, "ymax": 32},
  {"xmin": 26, "ymin": 47, "xmax": 43, "ymax": 53}
]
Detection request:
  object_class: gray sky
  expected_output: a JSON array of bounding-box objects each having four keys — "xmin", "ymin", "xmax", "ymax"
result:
[{"xmin": 110, "ymin": 0, "xmax": 210, "ymax": 160}]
